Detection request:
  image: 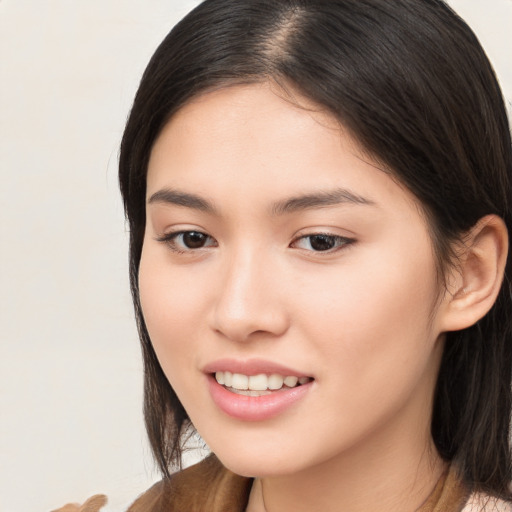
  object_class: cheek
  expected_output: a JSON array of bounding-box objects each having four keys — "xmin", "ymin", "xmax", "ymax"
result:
[
  {"xmin": 288, "ymin": 259, "xmax": 442, "ymax": 454},
  {"xmin": 138, "ymin": 243, "xmax": 204, "ymax": 375},
  {"xmin": 295, "ymin": 242, "xmax": 441, "ymax": 385}
]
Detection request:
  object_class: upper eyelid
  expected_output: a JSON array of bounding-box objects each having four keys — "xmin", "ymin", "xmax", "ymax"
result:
[
  {"xmin": 293, "ymin": 230, "xmax": 347, "ymax": 238},
  {"xmin": 157, "ymin": 229, "xmax": 350, "ymax": 240},
  {"xmin": 155, "ymin": 229, "xmax": 355, "ymax": 250},
  {"xmin": 291, "ymin": 233, "xmax": 354, "ymax": 243},
  {"xmin": 291, "ymin": 230, "xmax": 355, "ymax": 242},
  {"xmin": 156, "ymin": 228, "xmax": 211, "ymax": 240},
  {"xmin": 154, "ymin": 231, "xmax": 216, "ymax": 255},
  {"xmin": 290, "ymin": 232, "xmax": 356, "ymax": 253}
]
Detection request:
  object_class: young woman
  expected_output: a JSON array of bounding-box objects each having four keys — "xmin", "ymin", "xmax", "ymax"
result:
[{"xmin": 59, "ymin": 0, "xmax": 512, "ymax": 510}]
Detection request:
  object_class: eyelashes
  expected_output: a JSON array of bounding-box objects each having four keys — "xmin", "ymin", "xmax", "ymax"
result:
[
  {"xmin": 156, "ymin": 230, "xmax": 355, "ymax": 255},
  {"xmin": 290, "ymin": 233, "xmax": 354, "ymax": 252},
  {"xmin": 156, "ymin": 231, "xmax": 217, "ymax": 253}
]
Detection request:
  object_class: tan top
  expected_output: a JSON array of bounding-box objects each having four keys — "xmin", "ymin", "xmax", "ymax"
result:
[{"xmin": 52, "ymin": 455, "xmax": 511, "ymax": 512}]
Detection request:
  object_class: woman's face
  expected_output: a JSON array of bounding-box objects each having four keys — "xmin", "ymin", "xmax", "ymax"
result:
[{"xmin": 139, "ymin": 83, "xmax": 448, "ymax": 477}]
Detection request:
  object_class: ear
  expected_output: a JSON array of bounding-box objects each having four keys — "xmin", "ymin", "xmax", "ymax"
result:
[{"xmin": 438, "ymin": 214, "xmax": 509, "ymax": 332}]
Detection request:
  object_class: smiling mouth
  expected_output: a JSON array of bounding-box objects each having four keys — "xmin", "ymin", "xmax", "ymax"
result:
[{"xmin": 214, "ymin": 371, "xmax": 313, "ymax": 396}]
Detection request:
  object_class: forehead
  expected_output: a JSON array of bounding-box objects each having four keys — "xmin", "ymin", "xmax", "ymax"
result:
[
  {"xmin": 146, "ymin": 83, "xmax": 419, "ymax": 218},
  {"xmin": 150, "ymin": 82, "xmax": 347, "ymax": 171}
]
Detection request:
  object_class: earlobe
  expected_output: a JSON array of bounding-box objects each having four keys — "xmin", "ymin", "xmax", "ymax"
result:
[{"xmin": 439, "ymin": 214, "xmax": 509, "ymax": 332}]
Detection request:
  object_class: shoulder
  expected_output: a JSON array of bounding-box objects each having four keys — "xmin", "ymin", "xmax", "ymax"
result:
[
  {"xmin": 462, "ymin": 493, "xmax": 512, "ymax": 512},
  {"xmin": 127, "ymin": 454, "xmax": 253, "ymax": 512}
]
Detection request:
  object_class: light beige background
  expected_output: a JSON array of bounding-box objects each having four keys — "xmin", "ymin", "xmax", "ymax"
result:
[{"xmin": 0, "ymin": 1, "xmax": 510, "ymax": 511}]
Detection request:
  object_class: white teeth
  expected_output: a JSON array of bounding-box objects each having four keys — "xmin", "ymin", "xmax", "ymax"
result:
[
  {"xmin": 231, "ymin": 373, "xmax": 249, "ymax": 390},
  {"xmin": 214, "ymin": 371, "xmax": 311, "ymax": 391},
  {"xmin": 268, "ymin": 374, "xmax": 284, "ymax": 390},
  {"xmin": 248, "ymin": 374, "xmax": 268, "ymax": 391},
  {"xmin": 231, "ymin": 388, "xmax": 271, "ymax": 397},
  {"xmin": 283, "ymin": 376, "xmax": 298, "ymax": 387}
]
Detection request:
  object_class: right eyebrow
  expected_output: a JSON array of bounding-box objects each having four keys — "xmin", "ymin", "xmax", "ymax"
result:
[
  {"xmin": 270, "ymin": 187, "xmax": 376, "ymax": 216},
  {"xmin": 147, "ymin": 188, "xmax": 218, "ymax": 215}
]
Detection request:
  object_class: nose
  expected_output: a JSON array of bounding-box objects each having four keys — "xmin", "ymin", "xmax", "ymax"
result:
[{"xmin": 209, "ymin": 248, "xmax": 290, "ymax": 343}]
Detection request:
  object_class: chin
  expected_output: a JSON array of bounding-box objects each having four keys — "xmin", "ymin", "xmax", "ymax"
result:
[
  {"xmin": 214, "ymin": 452, "xmax": 296, "ymax": 479},
  {"xmin": 204, "ymin": 432, "xmax": 322, "ymax": 479}
]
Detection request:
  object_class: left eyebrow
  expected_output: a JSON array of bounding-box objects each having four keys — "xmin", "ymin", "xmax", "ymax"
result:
[
  {"xmin": 270, "ymin": 188, "xmax": 376, "ymax": 216},
  {"xmin": 147, "ymin": 188, "xmax": 218, "ymax": 215}
]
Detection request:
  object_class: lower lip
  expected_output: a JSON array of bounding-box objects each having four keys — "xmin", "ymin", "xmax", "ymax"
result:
[{"xmin": 207, "ymin": 374, "xmax": 312, "ymax": 421}]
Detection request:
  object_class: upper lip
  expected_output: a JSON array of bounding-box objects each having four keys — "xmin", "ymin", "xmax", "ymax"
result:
[{"xmin": 202, "ymin": 358, "xmax": 311, "ymax": 378}]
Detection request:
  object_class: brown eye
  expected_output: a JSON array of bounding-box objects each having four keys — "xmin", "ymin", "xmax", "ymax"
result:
[
  {"xmin": 158, "ymin": 230, "xmax": 217, "ymax": 252},
  {"xmin": 292, "ymin": 233, "xmax": 355, "ymax": 253},
  {"xmin": 181, "ymin": 231, "xmax": 209, "ymax": 249},
  {"xmin": 308, "ymin": 234, "xmax": 336, "ymax": 251}
]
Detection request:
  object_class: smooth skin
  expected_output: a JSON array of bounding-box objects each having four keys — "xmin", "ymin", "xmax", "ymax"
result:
[{"xmin": 139, "ymin": 83, "xmax": 508, "ymax": 512}]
